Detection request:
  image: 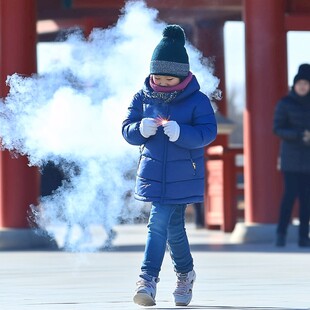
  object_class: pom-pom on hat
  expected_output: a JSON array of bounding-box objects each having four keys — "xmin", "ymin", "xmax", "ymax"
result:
[
  {"xmin": 150, "ymin": 24, "xmax": 189, "ymax": 78},
  {"xmin": 293, "ymin": 63, "xmax": 310, "ymax": 85}
]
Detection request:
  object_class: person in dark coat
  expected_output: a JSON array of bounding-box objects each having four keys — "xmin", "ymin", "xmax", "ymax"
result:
[
  {"xmin": 273, "ymin": 63, "xmax": 310, "ymax": 247},
  {"xmin": 122, "ymin": 25, "xmax": 217, "ymax": 306}
]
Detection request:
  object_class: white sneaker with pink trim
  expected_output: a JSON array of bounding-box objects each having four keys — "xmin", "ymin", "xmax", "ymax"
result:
[
  {"xmin": 133, "ymin": 273, "xmax": 159, "ymax": 306},
  {"xmin": 173, "ymin": 270, "xmax": 196, "ymax": 306}
]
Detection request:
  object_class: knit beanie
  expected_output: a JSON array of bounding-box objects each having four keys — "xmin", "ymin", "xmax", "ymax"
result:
[
  {"xmin": 150, "ymin": 25, "xmax": 189, "ymax": 78},
  {"xmin": 293, "ymin": 63, "xmax": 310, "ymax": 85}
]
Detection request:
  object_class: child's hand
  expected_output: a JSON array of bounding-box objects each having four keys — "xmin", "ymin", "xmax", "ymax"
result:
[
  {"xmin": 140, "ymin": 118, "xmax": 158, "ymax": 138},
  {"xmin": 163, "ymin": 121, "xmax": 180, "ymax": 142}
]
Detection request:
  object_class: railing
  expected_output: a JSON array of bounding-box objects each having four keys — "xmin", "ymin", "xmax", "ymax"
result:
[{"xmin": 204, "ymin": 145, "xmax": 244, "ymax": 232}]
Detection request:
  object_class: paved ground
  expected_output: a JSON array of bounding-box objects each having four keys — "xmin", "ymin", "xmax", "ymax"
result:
[{"xmin": 0, "ymin": 224, "xmax": 310, "ymax": 310}]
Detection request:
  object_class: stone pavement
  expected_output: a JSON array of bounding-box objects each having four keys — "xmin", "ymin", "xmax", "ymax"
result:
[{"xmin": 0, "ymin": 224, "xmax": 310, "ymax": 310}]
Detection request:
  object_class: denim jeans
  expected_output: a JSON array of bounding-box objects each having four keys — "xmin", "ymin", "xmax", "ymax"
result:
[{"xmin": 141, "ymin": 203, "xmax": 193, "ymax": 278}]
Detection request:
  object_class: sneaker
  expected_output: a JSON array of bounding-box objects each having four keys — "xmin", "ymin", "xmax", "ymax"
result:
[
  {"xmin": 133, "ymin": 273, "xmax": 159, "ymax": 306},
  {"xmin": 173, "ymin": 270, "xmax": 196, "ymax": 306}
]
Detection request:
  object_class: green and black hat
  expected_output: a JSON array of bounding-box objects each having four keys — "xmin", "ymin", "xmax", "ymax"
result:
[{"xmin": 150, "ymin": 25, "xmax": 189, "ymax": 78}]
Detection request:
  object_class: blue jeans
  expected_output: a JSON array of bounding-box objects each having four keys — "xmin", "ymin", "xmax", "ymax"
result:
[{"xmin": 141, "ymin": 203, "xmax": 193, "ymax": 278}]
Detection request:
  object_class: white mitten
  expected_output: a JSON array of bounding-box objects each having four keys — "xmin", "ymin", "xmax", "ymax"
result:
[
  {"xmin": 139, "ymin": 118, "xmax": 158, "ymax": 138},
  {"xmin": 163, "ymin": 120, "xmax": 180, "ymax": 142}
]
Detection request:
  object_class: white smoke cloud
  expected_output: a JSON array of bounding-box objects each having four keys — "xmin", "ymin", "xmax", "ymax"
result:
[{"xmin": 0, "ymin": 0, "xmax": 219, "ymax": 251}]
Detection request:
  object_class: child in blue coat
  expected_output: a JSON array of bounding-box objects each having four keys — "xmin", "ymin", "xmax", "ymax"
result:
[{"xmin": 122, "ymin": 24, "xmax": 217, "ymax": 306}]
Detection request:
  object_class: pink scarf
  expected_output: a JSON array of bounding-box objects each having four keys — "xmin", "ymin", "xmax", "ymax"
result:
[{"xmin": 150, "ymin": 72, "xmax": 193, "ymax": 92}]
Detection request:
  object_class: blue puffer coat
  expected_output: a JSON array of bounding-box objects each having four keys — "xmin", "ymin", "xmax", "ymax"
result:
[
  {"xmin": 273, "ymin": 90, "xmax": 310, "ymax": 173},
  {"xmin": 122, "ymin": 75, "xmax": 217, "ymax": 204}
]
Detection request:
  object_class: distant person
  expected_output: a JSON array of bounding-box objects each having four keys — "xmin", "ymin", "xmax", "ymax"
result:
[
  {"xmin": 193, "ymin": 202, "xmax": 205, "ymax": 228},
  {"xmin": 122, "ymin": 25, "xmax": 217, "ymax": 306},
  {"xmin": 40, "ymin": 161, "xmax": 64, "ymax": 197},
  {"xmin": 273, "ymin": 63, "xmax": 310, "ymax": 247},
  {"xmin": 41, "ymin": 161, "xmax": 116, "ymax": 249}
]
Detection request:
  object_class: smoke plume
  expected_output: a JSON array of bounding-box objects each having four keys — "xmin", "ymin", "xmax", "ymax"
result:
[{"xmin": 0, "ymin": 0, "xmax": 219, "ymax": 251}]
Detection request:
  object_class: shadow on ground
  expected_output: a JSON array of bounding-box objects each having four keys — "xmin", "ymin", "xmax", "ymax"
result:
[{"xmin": 149, "ymin": 305, "xmax": 308, "ymax": 310}]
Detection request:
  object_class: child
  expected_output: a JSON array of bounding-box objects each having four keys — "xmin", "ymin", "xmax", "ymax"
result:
[{"xmin": 122, "ymin": 24, "xmax": 217, "ymax": 306}]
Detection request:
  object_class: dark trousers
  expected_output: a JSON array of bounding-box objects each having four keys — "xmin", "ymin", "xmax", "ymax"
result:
[
  {"xmin": 277, "ymin": 171, "xmax": 310, "ymax": 240},
  {"xmin": 193, "ymin": 203, "xmax": 204, "ymax": 227}
]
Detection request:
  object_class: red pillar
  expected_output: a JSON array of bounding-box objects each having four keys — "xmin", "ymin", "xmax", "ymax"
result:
[
  {"xmin": 0, "ymin": 0, "xmax": 40, "ymax": 228},
  {"xmin": 195, "ymin": 20, "xmax": 228, "ymax": 147},
  {"xmin": 243, "ymin": 0, "xmax": 287, "ymax": 223}
]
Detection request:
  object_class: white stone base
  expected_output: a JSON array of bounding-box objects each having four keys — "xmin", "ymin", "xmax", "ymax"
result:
[
  {"xmin": 230, "ymin": 222, "xmax": 299, "ymax": 243},
  {"xmin": 0, "ymin": 228, "xmax": 58, "ymax": 250}
]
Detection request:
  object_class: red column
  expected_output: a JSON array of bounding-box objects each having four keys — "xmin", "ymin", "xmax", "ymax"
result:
[
  {"xmin": 243, "ymin": 0, "xmax": 287, "ymax": 223},
  {"xmin": 0, "ymin": 0, "xmax": 40, "ymax": 228},
  {"xmin": 195, "ymin": 20, "xmax": 228, "ymax": 147}
]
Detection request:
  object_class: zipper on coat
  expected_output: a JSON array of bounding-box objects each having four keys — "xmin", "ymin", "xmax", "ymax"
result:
[
  {"xmin": 160, "ymin": 105, "xmax": 170, "ymax": 203},
  {"xmin": 190, "ymin": 158, "xmax": 196, "ymax": 175}
]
